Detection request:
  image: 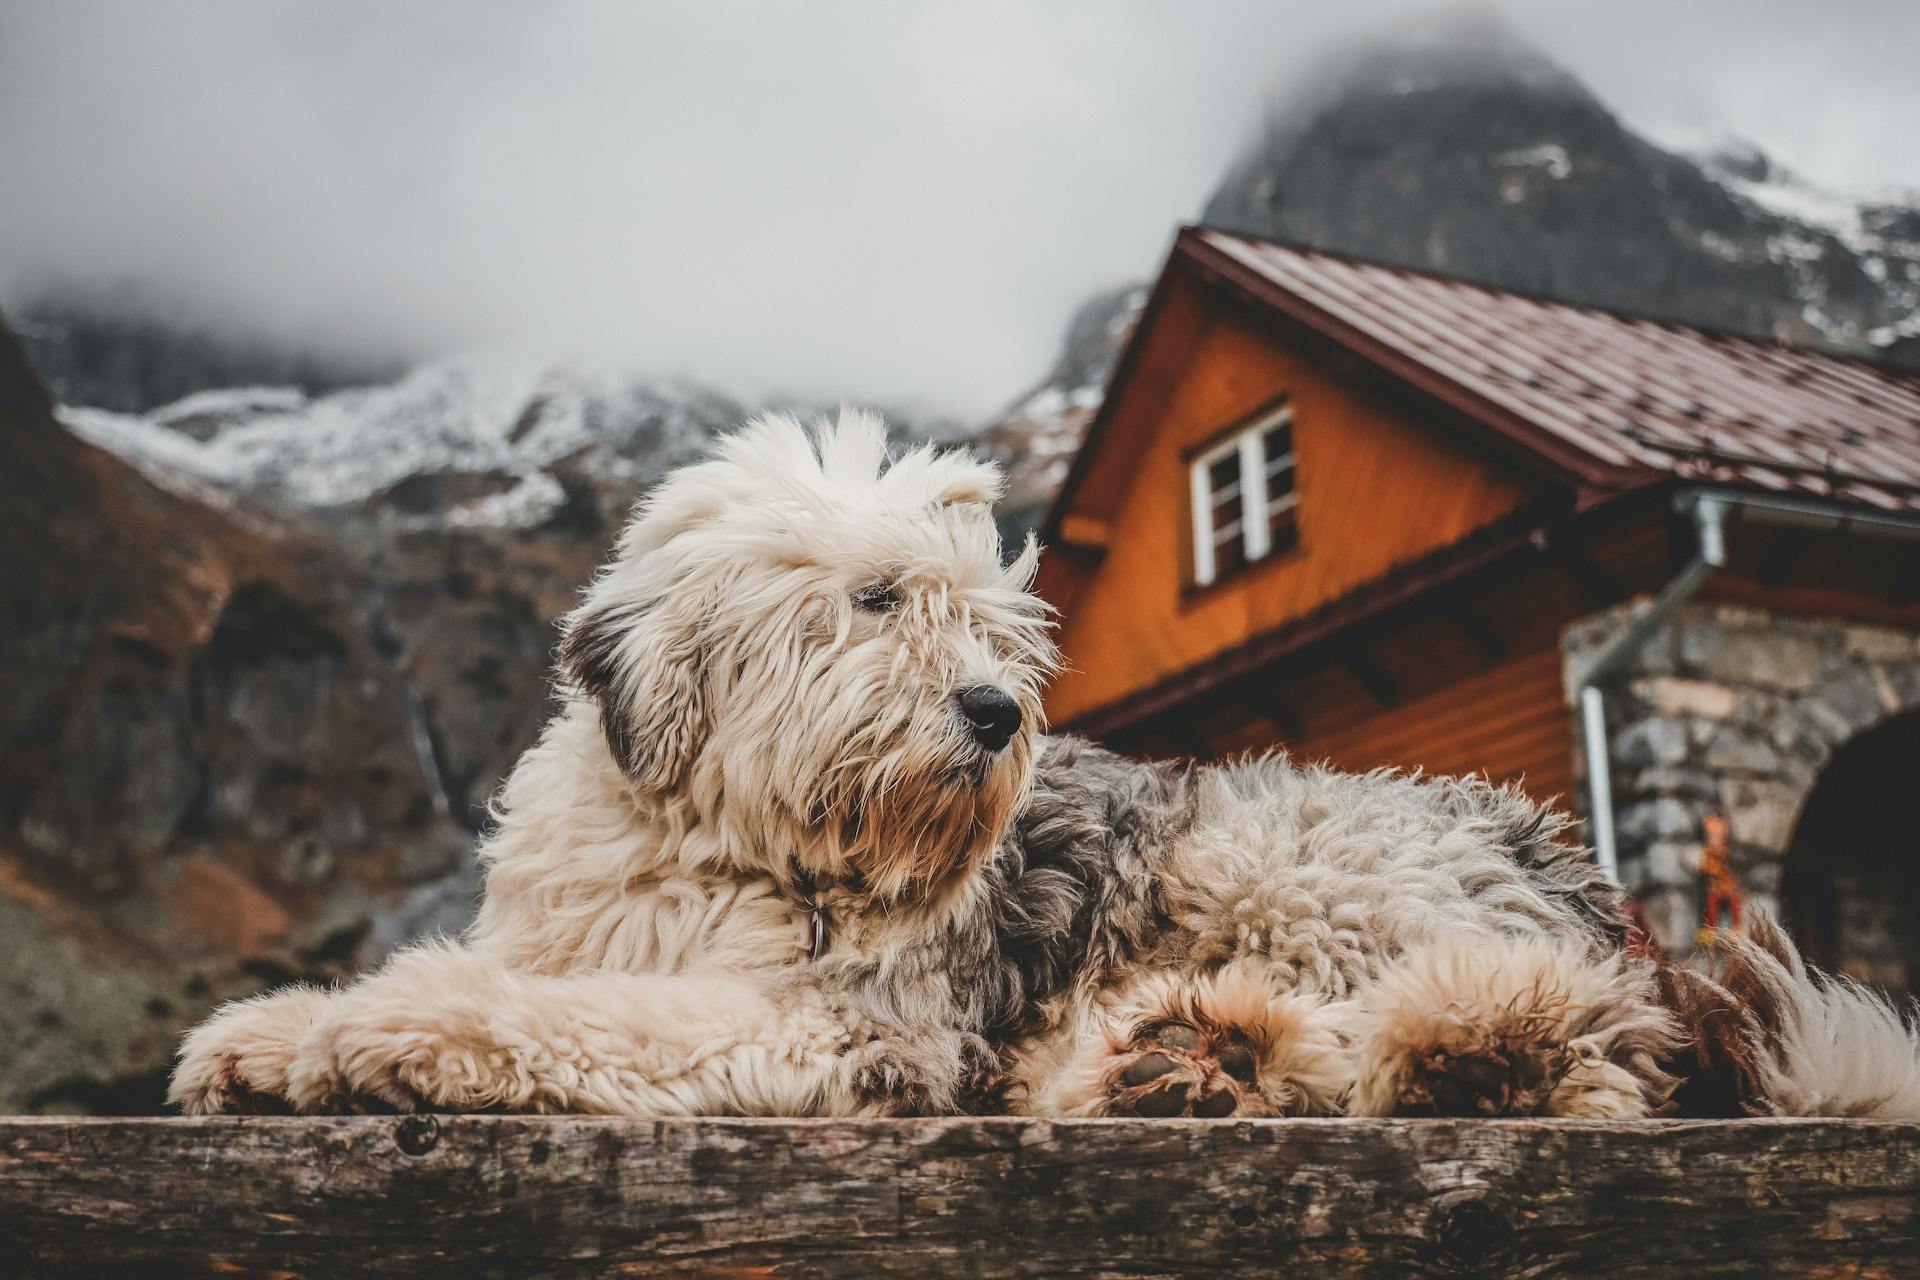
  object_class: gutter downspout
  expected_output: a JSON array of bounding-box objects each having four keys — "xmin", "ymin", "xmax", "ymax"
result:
[{"xmin": 1578, "ymin": 493, "xmax": 1728, "ymax": 881}]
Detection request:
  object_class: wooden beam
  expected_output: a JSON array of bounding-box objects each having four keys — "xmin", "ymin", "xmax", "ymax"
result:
[
  {"xmin": 1889, "ymin": 560, "xmax": 1920, "ymax": 607},
  {"xmin": 1344, "ymin": 652, "xmax": 1399, "ymax": 707},
  {"xmin": 1448, "ymin": 602, "xmax": 1509, "ymax": 662},
  {"xmin": 1056, "ymin": 514, "xmax": 1112, "ymax": 551},
  {"xmin": 1, "ymin": 1117, "xmax": 1916, "ymax": 1277},
  {"xmin": 1259, "ymin": 695, "xmax": 1303, "ymax": 739},
  {"xmin": 1555, "ymin": 541, "xmax": 1622, "ymax": 607},
  {"xmin": 1174, "ymin": 728, "xmax": 1215, "ymax": 760}
]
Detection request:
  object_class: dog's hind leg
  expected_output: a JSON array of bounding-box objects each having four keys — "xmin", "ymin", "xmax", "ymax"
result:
[
  {"xmin": 270, "ymin": 940, "xmax": 966, "ymax": 1116},
  {"xmin": 1015, "ymin": 960, "xmax": 1351, "ymax": 1118},
  {"xmin": 1345, "ymin": 933, "xmax": 1681, "ymax": 1118}
]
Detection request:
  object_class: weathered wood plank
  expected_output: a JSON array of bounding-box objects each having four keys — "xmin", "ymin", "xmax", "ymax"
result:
[{"xmin": 1, "ymin": 1117, "xmax": 1915, "ymax": 1278}]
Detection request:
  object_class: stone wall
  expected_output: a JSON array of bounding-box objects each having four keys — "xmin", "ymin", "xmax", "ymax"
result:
[{"xmin": 1564, "ymin": 601, "xmax": 1920, "ymax": 962}]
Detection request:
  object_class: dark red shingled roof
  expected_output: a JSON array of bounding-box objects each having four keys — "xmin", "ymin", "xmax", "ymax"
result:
[{"xmin": 1184, "ymin": 227, "xmax": 1920, "ymax": 511}]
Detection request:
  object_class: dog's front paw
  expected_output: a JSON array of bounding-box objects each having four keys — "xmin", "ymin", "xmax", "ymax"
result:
[
  {"xmin": 1091, "ymin": 974, "xmax": 1351, "ymax": 1119},
  {"xmin": 286, "ymin": 981, "xmax": 538, "ymax": 1115},
  {"xmin": 169, "ymin": 987, "xmax": 330, "ymax": 1115},
  {"xmin": 1365, "ymin": 1018, "xmax": 1568, "ymax": 1118},
  {"xmin": 286, "ymin": 1015, "xmax": 454, "ymax": 1115},
  {"xmin": 1105, "ymin": 1018, "xmax": 1256, "ymax": 1117}
]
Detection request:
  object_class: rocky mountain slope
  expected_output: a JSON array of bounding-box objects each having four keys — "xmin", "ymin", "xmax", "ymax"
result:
[
  {"xmin": 0, "ymin": 311, "xmax": 475, "ymax": 1112},
  {"xmin": 978, "ymin": 283, "xmax": 1146, "ymax": 540}
]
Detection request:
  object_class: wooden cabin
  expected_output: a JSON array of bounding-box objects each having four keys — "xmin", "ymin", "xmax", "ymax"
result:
[{"xmin": 1037, "ymin": 227, "xmax": 1920, "ymax": 976}]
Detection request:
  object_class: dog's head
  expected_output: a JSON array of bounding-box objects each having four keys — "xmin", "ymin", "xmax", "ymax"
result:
[{"xmin": 559, "ymin": 408, "xmax": 1057, "ymax": 901}]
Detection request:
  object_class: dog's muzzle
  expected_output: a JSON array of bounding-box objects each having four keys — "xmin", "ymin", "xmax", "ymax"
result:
[{"xmin": 955, "ymin": 684, "xmax": 1022, "ymax": 754}]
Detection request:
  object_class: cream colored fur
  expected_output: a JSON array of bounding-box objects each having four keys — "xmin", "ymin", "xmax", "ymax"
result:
[{"xmin": 1711, "ymin": 926, "xmax": 1920, "ymax": 1119}]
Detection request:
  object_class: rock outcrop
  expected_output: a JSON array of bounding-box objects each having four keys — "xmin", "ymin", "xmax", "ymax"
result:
[{"xmin": 0, "ymin": 312, "xmax": 475, "ymax": 1112}]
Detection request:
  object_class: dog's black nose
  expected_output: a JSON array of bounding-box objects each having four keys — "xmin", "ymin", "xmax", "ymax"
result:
[{"xmin": 956, "ymin": 685, "xmax": 1022, "ymax": 752}]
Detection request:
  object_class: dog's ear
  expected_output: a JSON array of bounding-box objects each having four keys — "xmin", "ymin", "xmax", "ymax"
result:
[{"xmin": 558, "ymin": 595, "xmax": 707, "ymax": 793}]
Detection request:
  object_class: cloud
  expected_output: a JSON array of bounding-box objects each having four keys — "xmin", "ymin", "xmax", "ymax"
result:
[{"xmin": 2, "ymin": 0, "xmax": 1916, "ymax": 417}]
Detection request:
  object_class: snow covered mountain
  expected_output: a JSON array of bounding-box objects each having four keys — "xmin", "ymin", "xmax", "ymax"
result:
[
  {"xmin": 1200, "ymin": 13, "xmax": 1920, "ymax": 366},
  {"xmin": 1689, "ymin": 142, "xmax": 1920, "ymax": 356},
  {"xmin": 62, "ymin": 358, "xmax": 748, "ymax": 528},
  {"xmin": 57, "ymin": 352, "xmax": 968, "ymax": 538}
]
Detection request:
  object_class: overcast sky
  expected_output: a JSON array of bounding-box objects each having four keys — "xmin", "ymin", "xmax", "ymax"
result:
[{"xmin": 2, "ymin": 1, "xmax": 1917, "ymax": 417}]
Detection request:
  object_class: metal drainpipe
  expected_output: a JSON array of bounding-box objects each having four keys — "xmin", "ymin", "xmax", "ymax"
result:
[{"xmin": 1578, "ymin": 493, "xmax": 1728, "ymax": 881}]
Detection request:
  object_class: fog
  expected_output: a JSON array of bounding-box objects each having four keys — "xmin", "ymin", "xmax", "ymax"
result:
[{"xmin": 3, "ymin": 0, "xmax": 1917, "ymax": 416}]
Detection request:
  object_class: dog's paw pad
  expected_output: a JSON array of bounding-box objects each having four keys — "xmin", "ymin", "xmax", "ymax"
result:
[
  {"xmin": 177, "ymin": 1054, "xmax": 294, "ymax": 1116},
  {"xmin": 1216, "ymin": 1034, "xmax": 1259, "ymax": 1086},
  {"xmin": 1127, "ymin": 1079, "xmax": 1193, "ymax": 1117},
  {"xmin": 1151, "ymin": 1023, "xmax": 1203, "ymax": 1053},
  {"xmin": 1104, "ymin": 1018, "xmax": 1255, "ymax": 1118},
  {"xmin": 1398, "ymin": 1035, "xmax": 1566, "ymax": 1117},
  {"xmin": 1119, "ymin": 1051, "xmax": 1180, "ymax": 1087}
]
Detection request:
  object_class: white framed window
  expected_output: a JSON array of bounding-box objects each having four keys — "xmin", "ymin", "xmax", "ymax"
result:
[{"xmin": 1188, "ymin": 402, "xmax": 1297, "ymax": 588}]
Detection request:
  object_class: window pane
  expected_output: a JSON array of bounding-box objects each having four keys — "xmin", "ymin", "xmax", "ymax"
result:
[
  {"xmin": 1267, "ymin": 490, "xmax": 1297, "ymax": 552},
  {"xmin": 1267, "ymin": 511, "xmax": 1297, "ymax": 554},
  {"xmin": 1208, "ymin": 451, "xmax": 1241, "ymax": 496},
  {"xmin": 1213, "ymin": 528, "xmax": 1247, "ymax": 576},
  {"xmin": 1262, "ymin": 423, "xmax": 1291, "ymax": 463},
  {"xmin": 1193, "ymin": 412, "xmax": 1295, "ymax": 586}
]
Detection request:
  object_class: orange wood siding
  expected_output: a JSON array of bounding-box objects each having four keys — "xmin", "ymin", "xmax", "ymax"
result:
[
  {"xmin": 1044, "ymin": 300, "xmax": 1539, "ymax": 726},
  {"xmin": 1292, "ymin": 645, "xmax": 1576, "ymax": 808}
]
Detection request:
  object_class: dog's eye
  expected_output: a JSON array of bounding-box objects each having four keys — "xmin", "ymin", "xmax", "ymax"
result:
[{"xmin": 851, "ymin": 582, "xmax": 902, "ymax": 613}]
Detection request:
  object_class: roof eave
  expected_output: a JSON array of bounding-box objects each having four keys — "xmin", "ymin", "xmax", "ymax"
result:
[{"xmin": 1178, "ymin": 228, "xmax": 1648, "ymax": 494}]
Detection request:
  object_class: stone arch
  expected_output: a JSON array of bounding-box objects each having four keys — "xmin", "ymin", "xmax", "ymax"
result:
[
  {"xmin": 1724, "ymin": 655, "xmax": 1920, "ymax": 997},
  {"xmin": 1777, "ymin": 700, "xmax": 1920, "ymax": 997},
  {"xmin": 1567, "ymin": 602, "xmax": 1920, "ymax": 956},
  {"xmin": 1775, "ymin": 660, "xmax": 1920, "ymax": 780},
  {"xmin": 1714, "ymin": 656, "xmax": 1920, "ymax": 861}
]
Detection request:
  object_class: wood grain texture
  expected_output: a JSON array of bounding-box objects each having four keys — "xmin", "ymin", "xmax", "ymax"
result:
[
  {"xmin": 3, "ymin": 1117, "xmax": 1917, "ymax": 1277},
  {"xmin": 1298, "ymin": 645, "xmax": 1577, "ymax": 805}
]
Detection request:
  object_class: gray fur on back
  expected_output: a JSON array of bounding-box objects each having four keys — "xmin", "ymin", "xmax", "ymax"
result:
[{"xmin": 1161, "ymin": 753, "xmax": 1627, "ymax": 995}]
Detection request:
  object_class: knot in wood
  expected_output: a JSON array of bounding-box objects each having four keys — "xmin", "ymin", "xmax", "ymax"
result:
[
  {"xmin": 1424, "ymin": 1190, "xmax": 1512, "ymax": 1273},
  {"xmin": 393, "ymin": 1114, "xmax": 441, "ymax": 1157}
]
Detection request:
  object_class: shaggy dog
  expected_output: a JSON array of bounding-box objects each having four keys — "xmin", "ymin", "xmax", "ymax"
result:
[{"xmin": 173, "ymin": 411, "xmax": 1920, "ymax": 1121}]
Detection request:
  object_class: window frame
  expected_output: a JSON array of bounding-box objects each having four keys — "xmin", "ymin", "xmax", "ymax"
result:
[{"xmin": 1187, "ymin": 400, "xmax": 1298, "ymax": 589}]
